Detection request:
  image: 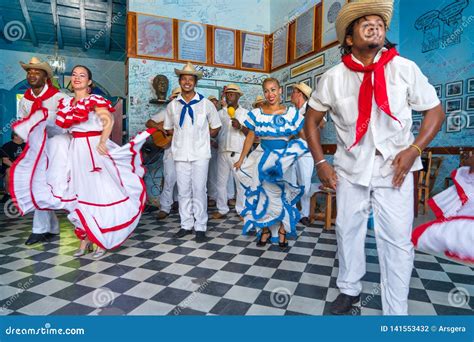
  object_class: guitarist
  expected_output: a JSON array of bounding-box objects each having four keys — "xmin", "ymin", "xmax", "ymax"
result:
[{"xmin": 146, "ymin": 87, "xmax": 181, "ymax": 220}]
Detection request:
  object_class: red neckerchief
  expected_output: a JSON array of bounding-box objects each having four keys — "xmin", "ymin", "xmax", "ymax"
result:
[
  {"xmin": 342, "ymin": 48, "xmax": 400, "ymax": 150},
  {"xmin": 22, "ymin": 81, "xmax": 59, "ymax": 117}
]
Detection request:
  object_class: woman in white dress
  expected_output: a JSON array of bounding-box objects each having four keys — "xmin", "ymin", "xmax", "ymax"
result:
[
  {"xmin": 11, "ymin": 65, "xmax": 155, "ymax": 258},
  {"xmin": 234, "ymin": 78, "xmax": 309, "ymax": 248}
]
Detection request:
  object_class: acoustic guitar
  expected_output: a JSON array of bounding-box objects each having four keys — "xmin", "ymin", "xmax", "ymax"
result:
[{"xmin": 145, "ymin": 120, "xmax": 172, "ymax": 148}]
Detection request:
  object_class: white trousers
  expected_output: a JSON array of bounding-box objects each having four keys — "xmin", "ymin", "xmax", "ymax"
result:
[
  {"xmin": 296, "ymin": 155, "xmax": 314, "ymax": 218},
  {"xmin": 175, "ymin": 159, "xmax": 209, "ymax": 232},
  {"xmin": 159, "ymin": 149, "xmax": 177, "ymax": 213},
  {"xmin": 335, "ymin": 156, "xmax": 414, "ymax": 315},
  {"xmin": 207, "ymin": 148, "xmax": 218, "ymax": 200},
  {"xmin": 216, "ymin": 151, "xmax": 245, "ymax": 215},
  {"xmin": 32, "ymin": 210, "xmax": 59, "ymax": 234}
]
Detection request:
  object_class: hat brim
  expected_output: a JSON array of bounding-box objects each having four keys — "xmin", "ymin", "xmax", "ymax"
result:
[
  {"xmin": 174, "ymin": 69, "xmax": 203, "ymax": 79},
  {"xmin": 20, "ymin": 62, "xmax": 54, "ymax": 79},
  {"xmin": 225, "ymin": 90, "xmax": 244, "ymax": 96},
  {"xmin": 292, "ymin": 84, "xmax": 312, "ymax": 99},
  {"xmin": 252, "ymin": 100, "xmax": 265, "ymax": 108},
  {"xmin": 336, "ymin": 1, "xmax": 393, "ymax": 44}
]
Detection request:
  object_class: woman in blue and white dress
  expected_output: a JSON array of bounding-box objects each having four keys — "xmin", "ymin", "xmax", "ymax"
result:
[{"xmin": 234, "ymin": 78, "xmax": 309, "ymax": 248}]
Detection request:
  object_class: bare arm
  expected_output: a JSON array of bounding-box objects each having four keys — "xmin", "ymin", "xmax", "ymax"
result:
[
  {"xmin": 210, "ymin": 127, "xmax": 220, "ymax": 138},
  {"xmin": 2, "ymin": 157, "xmax": 12, "ymax": 167},
  {"xmin": 234, "ymin": 130, "xmax": 256, "ymax": 170},
  {"xmin": 392, "ymin": 103, "xmax": 445, "ymax": 187},
  {"xmin": 304, "ymin": 106, "xmax": 337, "ymax": 190},
  {"xmin": 96, "ymin": 108, "xmax": 114, "ymax": 155}
]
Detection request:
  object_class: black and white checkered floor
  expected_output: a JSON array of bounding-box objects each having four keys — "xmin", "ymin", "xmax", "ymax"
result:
[{"xmin": 0, "ymin": 209, "xmax": 472, "ymax": 316}]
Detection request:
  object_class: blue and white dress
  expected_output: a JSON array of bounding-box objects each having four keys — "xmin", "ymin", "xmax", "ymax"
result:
[{"xmin": 237, "ymin": 107, "xmax": 309, "ymax": 241}]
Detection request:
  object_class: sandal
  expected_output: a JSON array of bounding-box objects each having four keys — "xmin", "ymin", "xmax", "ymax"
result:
[
  {"xmin": 278, "ymin": 227, "xmax": 288, "ymax": 248},
  {"xmin": 256, "ymin": 228, "xmax": 271, "ymax": 247}
]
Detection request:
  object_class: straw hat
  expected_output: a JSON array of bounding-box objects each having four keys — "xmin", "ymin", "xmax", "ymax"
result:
[
  {"xmin": 174, "ymin": 61, "xmax": 203, "ymax": 79},
  {"xmin": 208, "ymin": 95, "xmax": 218, "ymax": 101},
  {"xmin": 335, "ymin": 0, "xmax": 394, "ymax": 44},
  {"xmin": 224, "ymin": 83, "xmax": 244, "ymax": 95},
  {"xmin": 169, "ymin": 87, "xmax": 181, "ymax": 99},
  {"xmin": 292, "ymin": 82, "xmax": 313, "ymax": 99},
  {"xmin": 252, "ymin": 95, "xmax": 265, "ymax": 108},
  {"xmin": 20, "ymin": 57, "xmax": 54, "ymax": 78}
]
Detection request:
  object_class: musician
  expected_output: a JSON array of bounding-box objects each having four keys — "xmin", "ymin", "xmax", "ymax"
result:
[{"xmin": 146, "ymin": 87, "xmax": 181, "ymax": 219}]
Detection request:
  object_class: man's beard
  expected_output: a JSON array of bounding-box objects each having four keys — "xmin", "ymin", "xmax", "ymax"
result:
[{"xmin": 368, "ymin": 42, "xmax": 381, "ymax": 49}]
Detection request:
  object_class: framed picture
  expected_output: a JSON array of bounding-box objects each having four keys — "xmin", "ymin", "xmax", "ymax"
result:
[
  {"xmin": 241, "ymin": 32, "xmax": 266, "ymax": 71},
  {"xmin": 321, "ymin": 0, "xmax": 347, "ymax": 47},
  {"xmin": 294, "ymin": 7, "xmax": 316, "ymax": 59},
  {"xmin": 213, "ymin": 27, "xmax": 236, "ymax": 67},
  {"xmin": 271, "ymin": 25, "xmax": 289, "ymax": 69},
  {"xmin": 445, "ymin": 98, "xmax": 462, "ymax": 112},
  {"xmin": 468, "ymin": 78, "xmax": 474, "ymax": 94},
  {"xmin": 136, "ymin": 14, "xmax": 174, "ymax": 59},
  {"xmin": 467, "ymin": 114, "xmax": 474, "ymax": 129},
  {"xmin": 178, "ymin": 20, "xmax": 207, "ymax": 63},
  {"xmin": 290, "ymin": 54, "xmax": 324, "ymax": 78},
  {"xmin": 446, "ymin": 114, "xmax": 462, "ymax": 132},
  {"xmin": 434, "ymin": 84, "xmax": 442, "ymax": 98},
  {"xmin": 301, "ymin": 77, "xmax": 312, "ymax": 89},
  {"xmin": 285, "ymin": 83, "xmax": 294, "ymax": 102},
  {"xmin": 466, "ymin": 96, "xmax": 474, "ymax": 111},
  {"xmin": 446, "ymin": 81, "xmax": 463, "ymax": 97},
  {"xmin": 412, "ymin": 119, "xmax": 421, "ymax": 133},
  {"xmin": 314, "ymin": 74, "xmax": 323, "ymax": 88}
]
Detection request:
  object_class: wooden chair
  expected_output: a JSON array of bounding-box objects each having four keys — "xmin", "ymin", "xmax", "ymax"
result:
[
  {"xmin": 445, "ymin": 150, "xmax": 472, "ymax": 188},
  {"xmin": 309, "ymin": 184, "xmax": 336, "ymax": 230},
  {"xmin": 417, "ymin": 151, "xmax": 432, "ymax": 215}
]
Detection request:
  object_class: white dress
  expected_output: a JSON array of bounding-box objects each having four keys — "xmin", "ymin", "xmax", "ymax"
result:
[
  {"xmin": 236, "ymin": 107, "xmax": 308, "ymax": 240},
  {"xmin": 11, "ymin": 94, "xmax": 155, "ymax": 249},
  {"xmin": 412, "ymin": 166, "xmax": 474, "ymax": 263}
]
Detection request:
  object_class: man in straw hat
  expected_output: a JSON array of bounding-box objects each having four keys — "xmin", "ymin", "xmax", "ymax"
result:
[
  {"xmin": 290, "ymin": 82, "xmax": 318, "ymax": 227},
  {"xmin": 164, "ymin": 62, "xmax": 221, "ymax": 243},
  {"xmin": 212, "ymin": 84, "xmax": 249, "ymax": 220},
  {"xmin": 13, "ymin": 57, "xmax": 70, "ymax": 245},
  {"xmin": 304, "ymin": 0, "xmax": 444, "ymax": 315},
  {"xmin": 252, "ymin": 95, "xmax": 265, "ymax": 109},
  {"xmin": 146, "ymin": 87, "xmax": 182, "ymax": 220}
]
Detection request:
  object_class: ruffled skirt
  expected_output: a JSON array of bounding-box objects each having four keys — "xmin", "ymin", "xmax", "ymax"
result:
[
  {"xmin": 236, "ymin": 139, "xmax": 309, "ymax": 241},
  {"xmin": 10, "ymin": 110, "xmax": 154, "ymax": 249}
]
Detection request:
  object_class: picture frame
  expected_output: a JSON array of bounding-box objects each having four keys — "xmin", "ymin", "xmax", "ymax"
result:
[
  {"xmin": 301, "ymin": 77, "xmax": 312, "ymax": 89},
  {"xmin": 446, "ymin": 114, "xmax": 462, "ymax": 133},
  {"xmin": 321, "ymin": 0, "xmax": 347, "ymax": 47},
  {"xmin": 271, "ymin": 25, "xmax": 289, "ymax": 69},
  {"xmin": 467, "ymin": 114, "xmax": 474, "ymax": 129},
  {"xmin": 178, "ymin": 20, "xmax": 207, "ymax": 63},
  {"xmin": 136, "ymin": 14, "xmax": 174, "ymax": 60},
  {"xmin": 290, "ymin": 54, "xmax": 324, "ymax": 78},
  {"xmin": 314, "ymin": 74, "xmax": 323, "ymax": 88},
  {"xmin": 445, "ymin": 81, "xmax": 463, "ymax": 97},
  {"xmin": 213, "ymin": 27, "xmax": 236, "ymax": 67},
  {"xmin": 294, "ymin": 7, "xmax": 316, "ymax": 59},
  {"xmin": 285, "ymin": 83, "xmax": 294, "ymax": 102},
  {"xmin": 467, "ymin": 78, "xmax": 474, "ymax": 94},
  {"xmin": 445, "ymin": 98, "xmax": 462, "ymax": 113},
  {"xmin": 466, "ymin": 96, "xmax": 474, "ymax": 111},
  {"xmin": 240, "ymin": 31, "xmax": 266, "ymax": 71},
  {"xmin": 412, "ymin": 119, "xmax": 422, "ymax": 134},
  {"xmin": 434, "ymin": 84, "xmax": 442, "ymax": 98}
]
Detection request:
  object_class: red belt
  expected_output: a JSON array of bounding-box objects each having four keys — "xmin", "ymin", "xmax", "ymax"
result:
[{"xmin": 72, "ymin": 131, "xmax": 102, "ymax": 138}]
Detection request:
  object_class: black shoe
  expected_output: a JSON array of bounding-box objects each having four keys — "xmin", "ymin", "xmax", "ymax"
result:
[
  {"xmin": 195, "ymin": 231, "xmax": 206, "ymax": 243},
  {"xmin": 330, "ymin": 293, "xmax": 361, "ymax": 315},
  {"xmin": 44, "ymin": 232, "xmax": 59, "ymax": 240},
  {"xmin": 278, "ymin": 227, "xmax": 288, "ymax": 249},
  {"xmin": 174, "ymin": 229, "xmax": 193, "ymax": 238},
  {"xmin": 25, "ymin": 233, "xmax": 48, "ymax": 245},
  {"xmin": 256, "ymin": 229, "xmax": 271, "ymax": 247},
  {"xmin": 300, "ymin": 217, "xmax": 310, "ymax": 226}
]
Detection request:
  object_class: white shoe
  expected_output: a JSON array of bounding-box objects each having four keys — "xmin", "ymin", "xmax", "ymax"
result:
[{"xmin": 92, "ymin": 248, "xmax": 106, "ymax": 259}]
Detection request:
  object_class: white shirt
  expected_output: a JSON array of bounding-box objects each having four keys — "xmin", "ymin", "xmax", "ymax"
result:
[
  {"xmin": 18, "ymin": 84, "xmax": 68, "ymax": 137},
  {"xmin": 308, "ymin": 48, "xmax": 440, "ymax": 186},
  {"xmin": 217, "ymin": 106, "xmax": 248, "ymax": 153},
  {"xmin": 151, "ymin": 109, "xmax": 166, "ymax": 123},
  {"xmin": 164, "ymin": 93, "xmax": 221, "ymax": 162}
]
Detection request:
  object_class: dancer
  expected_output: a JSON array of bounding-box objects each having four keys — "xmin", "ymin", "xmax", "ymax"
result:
[
  {"xmin": 304, "ymin": 0, "xmax": 444, "ymax": 314},
  {"xmin": 234, "ymin": 78, "xmax": 308, "ymax": 248},
  {"xmin": 164, "ymin": 62, "xmax": 221, "ymax": 243},
  {"xmin": 11, "ymin": 65, "xmax": 155, "ymax": 258},
  {"xmin": 13, "ymin": 57, "xmax": 70, "ymax": 245}
]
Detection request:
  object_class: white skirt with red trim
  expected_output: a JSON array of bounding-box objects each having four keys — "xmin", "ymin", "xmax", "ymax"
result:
[{"xmin": 11, "ymin": 110, "xmax": 155, "ymax": 249}]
